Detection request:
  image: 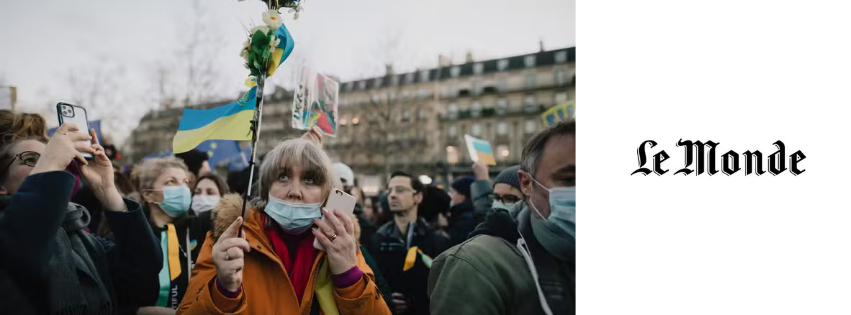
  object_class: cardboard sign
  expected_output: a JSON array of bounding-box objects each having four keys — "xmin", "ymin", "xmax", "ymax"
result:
[
  {"xmin": 542, "ymin": 99, "xmax": 575, "ymax": 127},
  {"xmin": 464, "ymin": 134, "xmax": 496, "ymax": 166},
  {"xmin": 292, "ymin": 66, "xmax": 339, "ymax": 137}
]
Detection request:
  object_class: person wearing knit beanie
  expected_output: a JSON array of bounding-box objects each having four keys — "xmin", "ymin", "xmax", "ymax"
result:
[
  {"xmin": 470, "ymin": 161, "xmax": 525, "ymax": 221},
  {"xmin": 449, "ymin": 176, "xmax": 476, "ymax": 205}
]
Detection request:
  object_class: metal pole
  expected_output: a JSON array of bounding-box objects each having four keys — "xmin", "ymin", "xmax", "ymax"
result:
[{"xmin": 239, "ymin": 74, "xmax": 266, "ymax": 233}]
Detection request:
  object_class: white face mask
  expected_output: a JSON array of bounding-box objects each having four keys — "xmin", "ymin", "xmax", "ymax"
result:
[
  {"xmin": 192, "ymin": 195, "xmax": 220, "ymax": 213},
  {"xmin": 492, "ymin": 200, "xmax": 515, "ymax": 210}
]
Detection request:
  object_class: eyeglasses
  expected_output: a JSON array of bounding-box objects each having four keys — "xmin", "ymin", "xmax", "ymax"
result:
[
  {"xmin": 4, "ymin": 151, "xmax": 40, "ymax": 172},
  {"xmin": 493, "ymin": 194, "xmax": 521, "ymax": 204}
]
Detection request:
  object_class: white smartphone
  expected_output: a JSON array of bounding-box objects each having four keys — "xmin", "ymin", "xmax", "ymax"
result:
[{"xmin": 314, "ymin": 188, "xmax": 357, "ymax": 251}]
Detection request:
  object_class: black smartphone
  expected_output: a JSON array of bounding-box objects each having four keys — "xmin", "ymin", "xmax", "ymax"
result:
[{"xmin": 56, "ymin": 102, "xmax": 93, "ymax": 160}]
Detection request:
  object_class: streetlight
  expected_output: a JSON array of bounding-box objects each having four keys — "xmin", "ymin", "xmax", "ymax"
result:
[{"xmin": 419, "ymin": 175, "xmax": 433, "ymax": 185}]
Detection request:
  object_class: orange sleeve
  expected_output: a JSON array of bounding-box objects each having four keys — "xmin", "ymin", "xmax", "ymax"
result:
[
  {"xmin": 177, "ymin": 232, "xmax": 247, "ymax": 315},
  {"xmin": 333, "ymin": 250, "xmax": 391, "ymax": 315}
]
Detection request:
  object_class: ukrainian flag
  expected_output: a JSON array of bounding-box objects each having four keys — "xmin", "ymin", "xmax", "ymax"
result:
[{"xmin": 173, "ymin": 87, "xmax": 256, "ymax": 153}]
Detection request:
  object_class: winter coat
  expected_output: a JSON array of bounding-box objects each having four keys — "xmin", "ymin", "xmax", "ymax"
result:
[
  {"xmin": 145, "ymin": 209, "xmax": 213, "ymax": 310},
  {"xmin": 0, "ymin": 171, "xmax": 162, "ymax": 315},
  {"xmin": 177, "ymin": 194, "xmax": 391, "ymax": 315},
  {"xmin": 368, "ymin": 218, "xmax": 450, "ymax": 315},
  {"xmin": 446, "ymin": 200, "xmax": 477, "ymax": 247},
  {"xmin": 427, "ymin": 202, "xmax": 575, "ymax": 315},
  {"xmin": 470, "ymin": 179, "xmax": 495, "ymax": 222}
]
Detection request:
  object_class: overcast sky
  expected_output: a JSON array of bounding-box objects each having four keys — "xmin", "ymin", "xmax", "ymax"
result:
[{"xmin": 0, "ymin": 0, "xmax": 575, "ymax": 144}]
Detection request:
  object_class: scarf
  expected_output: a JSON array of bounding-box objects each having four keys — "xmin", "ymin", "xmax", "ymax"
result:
[
  {"xmin": 264, "ymin": 216, "xmax": 317, "ymax": 303},
  {"xmin": 49, "ymin": 203, "xmax": 115, "ymax": 315}
]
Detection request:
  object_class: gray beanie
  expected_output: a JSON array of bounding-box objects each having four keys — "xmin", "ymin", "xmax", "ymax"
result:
[{"xmin": 493, "ymin": 165, "xmax": 522, "ymax": 190}]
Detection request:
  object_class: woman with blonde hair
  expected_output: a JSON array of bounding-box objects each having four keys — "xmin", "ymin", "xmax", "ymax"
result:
[
  {"xmin": 135, "ymin": 157, "xmax": 211, "ymax": 314},
  {"xmin": 178, "ymin": 130, "xmax": 391, "ymax": 315}
]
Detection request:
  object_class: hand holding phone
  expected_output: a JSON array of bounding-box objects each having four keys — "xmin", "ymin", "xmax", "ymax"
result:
[
  {"xmin": 56, "ymin": 103, "xmax": 93, "ymax": 160},
  {"xmin": 314, "ymin": 188, "xmax": 357, "ymax": 251}
]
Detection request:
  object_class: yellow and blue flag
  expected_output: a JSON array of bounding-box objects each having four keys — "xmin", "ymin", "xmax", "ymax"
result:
[{"xmin": 173, "ymin": 87, "xmax": 256, "ymax": 153}]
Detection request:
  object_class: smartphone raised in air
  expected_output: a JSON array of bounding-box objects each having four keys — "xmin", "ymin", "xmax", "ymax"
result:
[
  {"xmin": 314, "ymin": 188, "xmax": 357, "ymax": 251},
  {"xmin": 56, "ymin": 102, "xmax": 93, "ymax": 160}
]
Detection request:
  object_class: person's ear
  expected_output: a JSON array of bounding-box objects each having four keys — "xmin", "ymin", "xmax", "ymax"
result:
[
  {"xmin": 414, "ymin": 191, "xmax": 423, "ymax": 205},
  {"xmin": 518, "ymin": 170, "xmax": 533, "ymax": 198}
]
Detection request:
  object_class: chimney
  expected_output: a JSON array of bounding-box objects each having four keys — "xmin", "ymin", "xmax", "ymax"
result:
[
  {"xmin": 385, "ymin": 64, "xmax": 394, "ymax": 76},
  {"xmin": 539, "ymin": 39, "xmax": 545, "ymax": 52},
  {"xmin": 465, "ymin": 51, "xmax": 474, "ymax": 63}
]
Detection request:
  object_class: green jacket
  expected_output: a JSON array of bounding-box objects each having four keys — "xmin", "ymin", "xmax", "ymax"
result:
[{"xmin": 427, "ymin": 202, "xmax": 574, "ymax": 315}]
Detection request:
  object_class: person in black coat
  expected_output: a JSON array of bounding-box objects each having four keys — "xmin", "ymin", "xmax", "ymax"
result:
[
  {"xmin": 446, "ymin": 176, "xmax": 479, "ymax": 247},
  {"xmin": 0, "ymin": 124, "xmax": 162, "ymax": 315}
]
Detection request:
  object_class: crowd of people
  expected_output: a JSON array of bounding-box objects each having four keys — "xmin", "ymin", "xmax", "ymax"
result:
[{"xmin": 0, "ymin": 107, "xmax": 574, "ymax": 315}]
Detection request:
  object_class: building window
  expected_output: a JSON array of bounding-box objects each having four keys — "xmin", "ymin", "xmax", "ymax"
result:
[
  {"xmin": 555, "ymin": 92, "xmax": 568, "ymax": 105},
  {"xmin": 497, "ymin": 144, "xmax": 510, "ymax": 161},
  {"xmin": 417, "ymin": 107, "xmax": 426, "ymax": 120},
  {"xmin": 448, "ymin": 125, "xmax": 457, "ymax": 137},
  {"xmin": 418, "ymin": 89, "xmax": 428, "ymax": 100},
  {"xmin": 402, "ymin": 90, "xmax": 410, "ymax": 101},
  {"xmin": 446, "ymin": 146, "xmax": 459, "ymax": 164},
  {"xmin": 389, "ymin": 92, "xmax": 396, "ymax": 103},
  {"xmin": 391, "ymin": 75, "xmax": 399, "ymax": 86},
  {"xmin": 525, "ymin": 74, "xmax": 536, "ymax": 89},
  {"xmin": 420, "ymin": 70, "xmax": 429, "ymax": 82},
  {"xmin": 471, "ymin": 81, "xmax": 480, "ymax": 96},
  {"xmin": 525, "ymin": 119, "xmax": 537, "ymax": 134},
  {"xmin": 498, "ymin": 77, "xmax": 508, "ymax": 91},
  {"xmin": 448, "ymin": 103, "xmax": 458, "ymax": 119},
  {"xmin": 474, "ymin": 63, "xmax": 484, "ymax": 75},
  {"xmin": 471, "ymin": 123, "xmax": 482, "ymax": 136},
  {"xmin": 374, "ymin": 77, "xmax": 382, "ymax": 88},
  {"xmin": 402, "ymin": 109, "xmax": 410, "ymax": 120},
  {"xmin": 358, "ymin": 81, "xmax": 366, "ymax": 90},
  {"xmin": 471, "ymin": 102, "xmax": 482, "ymax": 118},
  {"xmin": 555, "ymin": 51, "xmax": 568, "ymax": 63},
  {"xmin": 497, "ymin": 121, "xmax": 508, "ymax": 135},
  {"xmin": 451, "ymin": 66, "xmax": 460, "ymax": 77},
  {"xmin": 371, "ymin": 94, "xmax": 380, "ymax": 104},
  {"xmin": 496, "ymin": 98, "xmax": 509, "ymax": 114},
  {"xmin": 524, "ymin": 55, "xmax": 536, "ymax": 68},
  {"xmin": 406, "ymin": 72, "xmax": 415, "ymax": 84},
  {"xmin": 497, "ymin": 59, "xmax": 509, "ymax": 71},
  {"xmin": 556, "ymin": 69, "xmax": 567, "ymax": 85},
  {"xmin": 524, "ymin": 95, "xmax": 537, "ymax": 112},
  {"xmin": 343, "ymin": 83, "xmax": 351, "ymax": 91}
]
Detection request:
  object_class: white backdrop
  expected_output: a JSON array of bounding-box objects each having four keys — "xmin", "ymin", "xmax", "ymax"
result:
[{"xmin": 580, "ymin": 1, "xmax": 851, "ymax": 314}]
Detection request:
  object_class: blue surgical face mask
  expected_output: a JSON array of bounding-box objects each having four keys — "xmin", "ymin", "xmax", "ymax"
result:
[
  {"xmin": 264, "ymin": 195, "xmax": 322, "ymax": 234},
  {"xmin": 529, "ymin": 178, "xmax": 575, "ymax": 240},
  {"xmin": 156, "ymin": 185, "xmax": 192, "ymax": 218}
]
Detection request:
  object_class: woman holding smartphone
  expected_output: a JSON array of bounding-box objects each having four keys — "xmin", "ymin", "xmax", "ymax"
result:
[
  {"xmin": 0, "ymin": 120, "xmax": 162, "ymax": 315},
  {"xmin": 177, "ymin": 128, "xmax": 391, "ymax": 315}
]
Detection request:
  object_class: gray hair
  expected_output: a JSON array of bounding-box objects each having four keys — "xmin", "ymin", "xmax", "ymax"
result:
[
  {"xmin": 256, "ymin": 138, "xmax": 341, "ymax": 208},
  {"xmin": 521, "ymin": 121, "xmax": 575, "ymax": 177}
]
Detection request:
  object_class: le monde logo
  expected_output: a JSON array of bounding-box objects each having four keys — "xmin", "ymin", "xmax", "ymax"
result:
[{"xmin": 632, "ymin": 140, "xmax": 806, "ymax": 176}]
